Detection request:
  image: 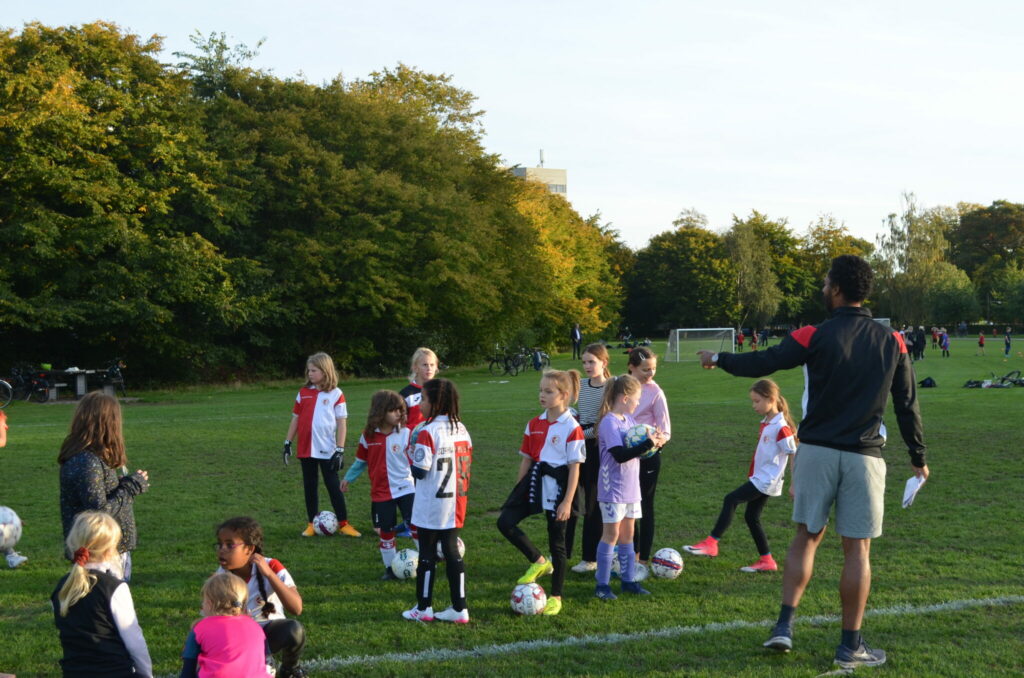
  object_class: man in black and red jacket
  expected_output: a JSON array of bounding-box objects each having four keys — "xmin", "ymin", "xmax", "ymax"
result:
[{"xmin": 698, "ymin": 254, "xmax": 929, "ymax": 670}]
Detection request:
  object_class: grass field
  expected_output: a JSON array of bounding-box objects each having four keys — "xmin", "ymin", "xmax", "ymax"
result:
[{"xmin": 2, "ymin": 338, "xmax": 1023, "ymax": 677}]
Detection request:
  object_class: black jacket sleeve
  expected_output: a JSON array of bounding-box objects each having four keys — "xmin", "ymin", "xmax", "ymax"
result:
[
  {"xmin": 410, "ymin": 465, "xmax": 427, "ymax": 480},
  {"xmin": 718, "ymin": 334, "xmax": 809, "ymax": 377},
  {"xmin": 890, "ymin": 352, "xmax": 927, "ymax": 467},
  {"xmin": 609, "ymin": 438, "xmax": 653, "ymax": 464}
]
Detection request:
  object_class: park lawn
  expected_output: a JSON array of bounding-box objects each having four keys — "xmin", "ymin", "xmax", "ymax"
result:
[{"xmin": 1, "ymin": 337, "xmax": 1022, "ymax": 677}]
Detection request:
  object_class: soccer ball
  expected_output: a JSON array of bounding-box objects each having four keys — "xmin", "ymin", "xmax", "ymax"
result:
[
  {"xmin": 312, "ymin": 511, "xmax": 338, "ymax": 536},
  {"xmin": 390, "ymin": 548, "xmax": 419, "ymax": 579},
  {"xmin": 632, "ymin": 562, "xmax": 649, "ymax": 582},
  {"xmin": 650, "ymin": 547, "xmax": 684, "ymax": 579},
  {"xmin": 436, "ymin": 537, "xmax": 466, "ymax": 560},
  {"xmin": 624, "ymin": 424, "xmax": 650, "ymax": 448},
  {"xmin": 0, "ymin": 506, "xmax": 22, "ymax": 552},
  {"xmin": 510, "ymin": 582, "xmax": 547, "ymax": 615}
]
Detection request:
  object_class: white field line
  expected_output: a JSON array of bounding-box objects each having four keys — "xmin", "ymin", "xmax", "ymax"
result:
[{"xmin": 301, "ymin": 596, "xmax": 1024, "ymax": 671}]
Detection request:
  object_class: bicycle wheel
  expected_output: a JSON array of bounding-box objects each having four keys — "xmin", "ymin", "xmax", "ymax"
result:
[
  {"xmin": 0, "ymin": 380, "xmax": 12, "ymax": 408},
  {"xmin": 32, "ymin": 383, "xmax": 50, "ymax": 403},
  {"xmin": 489, "ymin": 359, "xmax": 504, "ymax": 377}
]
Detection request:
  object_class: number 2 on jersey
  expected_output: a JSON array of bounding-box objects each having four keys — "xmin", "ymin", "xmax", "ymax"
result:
[{"xmin": 434, "ymin": 447, "xmax": 471, "ymax": 499}]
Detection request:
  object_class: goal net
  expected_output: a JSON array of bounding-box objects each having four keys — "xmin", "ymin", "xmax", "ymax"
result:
[{"xmin": 665, "ymin": 328, "xmax": 736, "ymax": 362}]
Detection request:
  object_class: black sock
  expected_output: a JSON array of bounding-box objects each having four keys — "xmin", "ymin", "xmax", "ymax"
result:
[
  {"xmin": 777, "ymin": 604, "xmax": 796, "ymax": 628},
  {"xmin": 841, "ymin": 629, "xmax": 861, "ymax": 649}
]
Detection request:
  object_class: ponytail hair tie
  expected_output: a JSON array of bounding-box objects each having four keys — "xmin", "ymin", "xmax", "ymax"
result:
[
  {"xmin": 232, "ymin": 600, "xmax": 243, "ymax": 608},
  {"xmin": 73, "ymin": 547, "xmax": 90, "ymax": 566}
]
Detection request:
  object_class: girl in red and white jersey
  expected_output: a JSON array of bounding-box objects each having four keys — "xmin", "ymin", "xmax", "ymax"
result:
[
  {"xmin": 402, "ymin": 378, "xmax": 473, "ymax": 624},
  {"xmin": 283, "ymin": 352, "xmax": 360, "ymax": 538},
  {"xmin": 341, "ymin": 390, "xmax": 415, "ymax": 580},
  {"xmin": 214, "ymin": 516, "xmax": 306, "ymax": 678},
  {"xmin": 496, "ymin": 369, "xmax": 585, "ymax": 616},
  {"xmin": 684, "ymin": 379, "xmax": 797, "ymax": 573},
  {"xmin": 398, "ymin": 347, "xmax": 439, "ymax": 430}
]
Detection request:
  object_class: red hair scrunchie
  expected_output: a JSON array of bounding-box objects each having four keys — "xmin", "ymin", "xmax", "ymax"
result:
[{"xmin": 73, "ymin": 547, "xmax": 90, "ymax": 566}]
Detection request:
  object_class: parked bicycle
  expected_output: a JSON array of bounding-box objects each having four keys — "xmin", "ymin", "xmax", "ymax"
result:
[
  {"xmin": 0, "ymin": 378, "xmax": 12, "ymax": 408},
  {"xmin": 488, "ymin": 347, "xmax": 520, "ymax": 377},
  {"xmin": 5, "ymin": 365, "xmax": 50, "ymax": 404}
]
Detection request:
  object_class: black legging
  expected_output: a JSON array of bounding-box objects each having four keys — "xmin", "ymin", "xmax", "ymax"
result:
[
  {"xmin": 263, "ymin": 619, "xmax": 305, "ymax": 673},
  {"xmin": 710, "ymin": 480, "xmax": 771, "ymax": 556},
  {"xmin": 633, "ymin": 452, "xmax": 661, "ymax": 561},
  {"xmin": 300, "ymin": 457, "xmax": 347, "ymax": 522},
  {"xmin": 497, "ymin": 502, "xmax": 569, "ymax": 597},
  {"xmin": 565, "ymin": 438, "xmax": 602, "ymax": 562},
  {"xmin": 415, "ymin": 527, "xmax": 467, "ymax": 612}
]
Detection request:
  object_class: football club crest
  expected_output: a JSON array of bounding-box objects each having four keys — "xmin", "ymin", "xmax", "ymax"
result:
[{"xmin": 551, "ymin": 435, "xmax": 561, "ymax": 446}]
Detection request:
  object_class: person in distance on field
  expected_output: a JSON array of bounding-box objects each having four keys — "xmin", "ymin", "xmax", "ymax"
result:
[
  {"xmin": 341, "ymin": 390, "xmax": 416, "ymax": 580},
  {"xmin": 697, "ymin": 254, "xmax": 928, "ymax": 670},
  {"xmin": 214, "ymin": 516, "xmax": 307, "ymax": 678},
  {"xmin": 283, "ymin": 351, "xmax": 360, "ymax": 537}
]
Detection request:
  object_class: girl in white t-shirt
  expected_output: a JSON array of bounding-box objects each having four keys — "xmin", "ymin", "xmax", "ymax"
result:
[
  {"xmin": 683, "ymin": 379, "xmax": 797, "ymax": 572},
  {"xmin": 283, "ymin": 351, "xmax": 360, "ymax": 538}
]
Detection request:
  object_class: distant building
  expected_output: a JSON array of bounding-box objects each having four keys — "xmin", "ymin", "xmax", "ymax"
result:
[{"xmin": 510, "ymin": 166, "xmax": 567, "ymax": 196}]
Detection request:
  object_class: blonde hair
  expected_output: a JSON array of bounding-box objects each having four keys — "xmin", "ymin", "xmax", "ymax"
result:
[
  {"xmin": 202, "ymin": 572, "xmax": 248, "ymax": 616},
  {"xmin": 57, "ymin": 392, "xmax": 126, "ymax": 468},
  {"xmin": 750, "ymin": 379, "xmax": 798, "ymax": 437},
  {"xmin": 408, "ymin": 347, "xmax": 439, "ymax": 384},
  {"xmin": 57, "ymin": 511, "xmax": 122, "ymax": 617},
  {"xmin": 306, "ymin": 352, "xmax": 339, "ymax": 391},
  {"xmin": 598, "ymin": 374, "xmax": 641, "ymax": 422},
  {"xmin": 542, "ymin": 369, "xmax": 581, "ymax": 406},
  {"xmin": 582, "ymin": 343, "xmax": 612, "ymax": 379}
]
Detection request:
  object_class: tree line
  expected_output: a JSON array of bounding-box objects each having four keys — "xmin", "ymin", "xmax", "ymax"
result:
[{"xmin": 1, "ymin": 23, "xmax": 1020, "ymax": 382}]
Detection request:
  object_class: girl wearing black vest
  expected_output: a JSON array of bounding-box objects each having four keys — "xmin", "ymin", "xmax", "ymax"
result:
[{"xmin": 52, "ymin": 510, "xmax": 152, "ymax": 677}]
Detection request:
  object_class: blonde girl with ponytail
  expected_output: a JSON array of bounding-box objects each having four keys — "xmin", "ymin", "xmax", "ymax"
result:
[
  {"xmin": 683, "ymin": 378, "xmax": 798, "ymax": 573},
  {"xmin": 51, "ymin": 510, "xmax": 153, "ymax": 677}
]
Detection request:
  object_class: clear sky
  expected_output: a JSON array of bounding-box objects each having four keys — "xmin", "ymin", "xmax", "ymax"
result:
[{"xmin": 8, "ymin": 1, "xmax": 1023, "ymax": 248}]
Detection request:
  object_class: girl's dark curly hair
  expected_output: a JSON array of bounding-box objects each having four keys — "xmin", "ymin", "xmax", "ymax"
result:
[{"xmin": 216, "ymin": 516, "xmax": 275, "ymax": 616}]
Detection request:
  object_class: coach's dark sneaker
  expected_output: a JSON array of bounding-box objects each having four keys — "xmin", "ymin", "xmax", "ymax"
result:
[
  {"xmin": 834, "ymin": 640, "xmax": 886, "ymax": 668},
  {"xmin": 763, "ymin": 623, "xmax": 793, "ymax": 652}
]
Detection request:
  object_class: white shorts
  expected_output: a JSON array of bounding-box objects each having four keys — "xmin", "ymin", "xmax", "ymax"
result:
[{"xmin": 599, "ymin": 501, "xmax": 641, "ymax": 524}]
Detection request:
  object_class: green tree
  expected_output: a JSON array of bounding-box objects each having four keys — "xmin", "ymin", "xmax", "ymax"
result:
[
  {"xmin": 726, "ymin": 213, "xmax": 782, "ymax": 328},
  {"xmin": 797, "ymin": 214, "xmax": 874, "ymax": 321},
  {"xmin": 626, "ymin": 213, "xmax": 736, "ymax": 334},
  {"xmin": 950, "ymin": 200, "xmax": 1024, "ymax": 303}
]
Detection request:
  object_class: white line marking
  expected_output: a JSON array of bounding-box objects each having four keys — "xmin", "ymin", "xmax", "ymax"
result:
[{"xmin": 302, "ymin": 596, "xmax": 1024, "ymax": 671}]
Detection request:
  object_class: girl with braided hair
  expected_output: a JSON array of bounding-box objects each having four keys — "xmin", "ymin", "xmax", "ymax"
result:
[{"xmin": 214, "ymin": 516, "xmax": 307, "ymax": 678}]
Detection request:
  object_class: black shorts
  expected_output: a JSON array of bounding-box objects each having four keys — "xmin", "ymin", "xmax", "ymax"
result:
[{"xmin": 371, "ymin": 494, "xmax": 414, "ymax": 531}]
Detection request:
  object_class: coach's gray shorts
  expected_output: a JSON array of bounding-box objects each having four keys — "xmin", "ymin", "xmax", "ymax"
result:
[{"xmin": 791, "ymin": 443, "xmax": 886, "ymax": 539}]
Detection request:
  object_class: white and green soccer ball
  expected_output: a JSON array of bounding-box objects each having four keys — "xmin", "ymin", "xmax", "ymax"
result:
[{"xmin": 390, "ymin": 548, "xmax": 419, "ymax": 579}]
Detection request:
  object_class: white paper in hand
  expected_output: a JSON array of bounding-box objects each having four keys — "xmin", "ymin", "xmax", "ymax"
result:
[{"xmin": 902, "ymin": 475, "xmax": 926, "ymax": 508}]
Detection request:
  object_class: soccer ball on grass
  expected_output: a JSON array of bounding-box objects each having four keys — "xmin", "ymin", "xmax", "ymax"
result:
[
  {"xmin": 0, "ymin": 506, "xmax": 22, "ymax": 552},
  {"xmin": 510, "ymin": 582, "xmax": 547, "ymax": 615},
  {"xmin": 390, "ymin": 548, "xmax": 419, "ymax": 579},
  {"xmin": 650, "ymin": 547, "xmax": 684, "ymax": 579},
  {"xmin": 312, "ymin": 511, "xmax": 338, "ymax": 536}
]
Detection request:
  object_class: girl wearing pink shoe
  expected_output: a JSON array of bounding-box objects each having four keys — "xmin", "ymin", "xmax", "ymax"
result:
[{"xmin": 683, "ymin": 379, "xmax": 797, "ymax": 572}]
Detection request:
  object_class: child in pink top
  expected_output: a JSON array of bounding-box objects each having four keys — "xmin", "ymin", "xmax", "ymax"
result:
[
  {"xmin": 626, "ymin": 348, "xmax": 672, "ymax": 565},
  {"xmin": 180, "ymin": 572, "xmax": 269, "ymax": 678}
]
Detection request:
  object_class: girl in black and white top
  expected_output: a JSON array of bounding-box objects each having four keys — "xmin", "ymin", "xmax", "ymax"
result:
[{"xmin": 568, "ymin": 342, "xmax": 611, "ymax": 573}]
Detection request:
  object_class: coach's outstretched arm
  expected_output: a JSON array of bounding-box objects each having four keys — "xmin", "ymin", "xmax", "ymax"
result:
[{"xmin": 697, "ymin": 330, "xmax": 810, "ymax": 377}]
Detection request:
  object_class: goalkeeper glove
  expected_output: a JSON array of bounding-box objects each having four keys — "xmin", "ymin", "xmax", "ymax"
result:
[
  {"xmin": 329, "ymin": 447, "xmax": 345, "ymax": 472},
  {"xmin": 282, "ymin": 440, "xmax": 292, "ymax": 466}
]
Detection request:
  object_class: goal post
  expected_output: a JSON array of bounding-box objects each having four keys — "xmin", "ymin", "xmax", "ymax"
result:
[{"xmin": 665, "ymin": 328, "xmax": 736, "ymax": 362}]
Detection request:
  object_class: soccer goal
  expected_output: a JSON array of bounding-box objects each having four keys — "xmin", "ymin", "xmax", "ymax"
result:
[{"xmin": 665, "ymin": 328, "xmax": 736, "ymax": 362}]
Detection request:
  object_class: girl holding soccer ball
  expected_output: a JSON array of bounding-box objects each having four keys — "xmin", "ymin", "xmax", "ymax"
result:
[
  {"xmin": 595, "ymin": 375, "xmax": 669, "ymax": 599},
  {"xmin": 684, "ymin": 379, "xmax": 797, "ymax": 572},
  {"xmin": 52, "ymin": 510, "xmax": 152, "ymax": 677},
  {"xmin": 403, "ymin": 378, "xmax": 473, "ymax": 623},
  {"xmin": 283, "ymin": 351, "xmax": 360, "ymax": 538},
  {"xmin": 497, "ymin": 369, "xmax": 585, "ymax": 616},
  {"xmin": 626, "ymin": 347, "xmax": 672, "ymax": 566}
]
